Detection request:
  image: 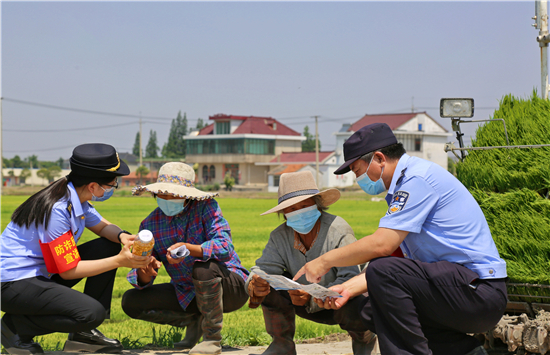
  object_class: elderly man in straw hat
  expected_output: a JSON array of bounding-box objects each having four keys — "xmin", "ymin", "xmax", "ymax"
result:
[
  {"xmin": 245, "ymin": 171, "xmax": 376, "ymax": 355},
  {"xmin": 121, "ymin": 162, "xmax": 249, "ymax": 355}
]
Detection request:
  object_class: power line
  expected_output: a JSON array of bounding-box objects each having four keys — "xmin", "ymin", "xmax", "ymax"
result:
[
  {"xmin": 2, "ymin": 97, "xmax": 175, "ymax": 121},
  {"xmin": 3, "ymin": 144, "xmax": 77, "ymax": 154},
  {"xmin": 4, "ymin": 121, "xmax": 136, "ymax": 132}
]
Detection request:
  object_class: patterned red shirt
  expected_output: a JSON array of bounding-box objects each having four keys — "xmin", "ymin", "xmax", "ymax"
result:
[{"xmin": 127, "ymin": 198, "xmax": 249, "ymax": 309}]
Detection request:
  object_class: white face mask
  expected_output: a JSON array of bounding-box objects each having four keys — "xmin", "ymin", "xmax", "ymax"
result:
[{"xmin": 157, "ymin": 198, "xmax": 188, "ymax": 216}]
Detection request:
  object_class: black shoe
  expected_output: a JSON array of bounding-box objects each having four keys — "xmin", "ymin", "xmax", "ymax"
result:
[
  {"xmin": 64, "ymin": 328, "xmax": 123, "ymax": 353},
  {"xmin": 1, "ymin": 319, "xmax": 44, "ymax": 355}
]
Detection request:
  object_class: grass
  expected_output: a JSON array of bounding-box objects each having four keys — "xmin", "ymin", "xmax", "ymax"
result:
[{"xmin": 0, "ymin": 192, "xmax": 387, "ymax": 351}]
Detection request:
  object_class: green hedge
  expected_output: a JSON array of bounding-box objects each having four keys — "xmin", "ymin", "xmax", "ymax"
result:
[
  {"xmin": 456, "ymin": 92, "xmax": 550, "ymax": 195},
  {"xmin": 456, "ymin": 93, "xmax": 550, "ymax": 294}
]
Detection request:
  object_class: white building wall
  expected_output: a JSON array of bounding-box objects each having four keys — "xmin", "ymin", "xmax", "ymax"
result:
[
  {"xmin": 2, "ymin": 168, "xmax": 72, "ymax": 186},
  {"xmin": 230, "ymin": 120, "xmax": 242, "ymax": 134},
  {"xmin": 422, "ymin": 135, "xmax": 449, "ymax": 169},
  {"xmin": 325, "ymin": 167, "xmax": 354, "ymax": 188}
]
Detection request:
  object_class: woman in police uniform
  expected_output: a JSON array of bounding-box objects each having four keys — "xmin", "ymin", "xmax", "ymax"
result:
[{"xmin": 1, "ymin": 143, "xmax": 150, "ymax": 355}]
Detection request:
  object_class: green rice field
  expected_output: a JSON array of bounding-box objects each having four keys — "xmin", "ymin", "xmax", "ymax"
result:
[{"xmin": 1, "ymin": 192, "xmax": 387, "ymax": 351}]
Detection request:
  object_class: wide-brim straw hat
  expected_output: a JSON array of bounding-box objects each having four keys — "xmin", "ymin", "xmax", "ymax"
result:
[
  {"xmin": 261, "ymin": 171, "xmax": 340, "ymax": 216},
  {"xmin": 132, "ymin": 162, "xmax": 218, "ymax": 200}
]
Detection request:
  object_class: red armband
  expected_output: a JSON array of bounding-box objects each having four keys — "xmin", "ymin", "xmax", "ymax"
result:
[
  {"xmin": 391, "ymin": 247, "xmax": 404, "ymax": 258},
  {"xmin": 39, "ymin": 230, "xmax": 81, "ymax": 274}
]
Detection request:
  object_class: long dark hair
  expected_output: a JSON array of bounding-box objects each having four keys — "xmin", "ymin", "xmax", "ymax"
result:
[{"xmin": 11, "ymin": 172, "xmax": 115, "ymax": 230}]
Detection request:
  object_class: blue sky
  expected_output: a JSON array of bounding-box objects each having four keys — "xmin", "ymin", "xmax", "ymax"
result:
[{"xmin": 1, "ymin": 1, "xmax": 541, "ymax": 161}]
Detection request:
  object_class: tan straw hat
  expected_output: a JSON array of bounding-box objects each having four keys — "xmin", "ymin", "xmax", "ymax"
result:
[
  {"xmin": 261, "ymin": 171, "xmax": 340, "ymax": 216},
  {"xmin": 132, "ymin": 162, "xmax": 218, "ymax": 200}
]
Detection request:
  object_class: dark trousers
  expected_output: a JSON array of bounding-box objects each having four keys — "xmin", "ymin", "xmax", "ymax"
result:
[
  {"xmin": 262, "ymin": 285, "xmax": 368, "ymax": 333},
  {"xmin": 359, "ymin": 257, "xmax": 507, "ymax": 355},
  {"xmin": 121, "ymin": 260, "xmax": 248, "ymax": 319},
  {"xmin": 1, "ymin": 237, "xmax": 120, "ymax": 339}
]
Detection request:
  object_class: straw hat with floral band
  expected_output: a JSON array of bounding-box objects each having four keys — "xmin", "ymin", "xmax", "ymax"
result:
[
  {"xmin": 132, "ymin": 162, "xmax": 218, "ymax": 200},
  {"xmin": 261, "ymin": 171, "xmax": 340, "ymax": 216}
]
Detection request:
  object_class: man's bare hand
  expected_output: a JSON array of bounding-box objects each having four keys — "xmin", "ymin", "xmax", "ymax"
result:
[
  {"xmin": 141, "ymin": 256, "xmax": 162, "ymax": 277},
  {"xmin": 248, "ymin": 274, "xmax": 271, "ymax": 308},
  {"xmin": 288, "ymin": 289, "xmax": 311, "ymax": 306}
]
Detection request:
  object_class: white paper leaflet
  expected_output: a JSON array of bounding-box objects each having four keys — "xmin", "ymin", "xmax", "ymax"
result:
[
  {"xmin": 254, "ymin": 269, "xmax": 342, "ymax": 300},
  {"xmin": 170, "ymin": 244, "xmax": 190, "ymax": 259}
]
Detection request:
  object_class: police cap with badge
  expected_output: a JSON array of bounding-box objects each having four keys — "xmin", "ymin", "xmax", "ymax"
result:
[
  {"xmin": 69, "ymin": 143, "xmax": 130, "ymax": 178},
  {"xmin": 334, "ymin": 122, "xmax": 397, "ymax": 175}
]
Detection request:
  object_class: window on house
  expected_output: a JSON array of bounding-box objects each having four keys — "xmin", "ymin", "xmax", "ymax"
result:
[
  {"xmin": 273, "ymin": 175, "xmax": 280, "ymax": 187},
  {"xmin": 215, "ymin": 121, "xmax": 230, "ymax": 135},
  {"xmin": 209, "ymin": 165, "xmax": 216, "ymax": 180},
  {"xmin": 186, "ymin": 139, "xmax": 274, "ymax": 155},
  {"xmin": 418, "ymin": 123, "xmax": 423, "ymax": 131},
  {"xmin": 414, "ymin": 137, "xmax": 422, "ymax": 151},
  {"xmin": 396, "ymin": 134, "xmax": 423, "ymax": 152},
  {"xmin": 202, "ymin": 165, "xmax": 209, "ymax": 183}
]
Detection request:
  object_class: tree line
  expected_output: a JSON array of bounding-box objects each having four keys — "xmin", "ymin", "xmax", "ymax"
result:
[{"xmin": 133, "ymin": 111, "xmax": 207, "ymax": 159}]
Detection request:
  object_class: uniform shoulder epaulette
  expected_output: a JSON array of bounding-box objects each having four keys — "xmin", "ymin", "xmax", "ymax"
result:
[{"xmin": 396, "ymin": 168, "xmax": 408, "ymax": 185}]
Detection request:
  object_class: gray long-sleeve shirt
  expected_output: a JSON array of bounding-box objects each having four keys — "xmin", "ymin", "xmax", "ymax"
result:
[{"xmin": 246, "ymin": 211, "xmax": 361, "ymax": 312}]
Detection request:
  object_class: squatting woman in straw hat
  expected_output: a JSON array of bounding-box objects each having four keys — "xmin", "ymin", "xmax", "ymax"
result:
[
  {"xmin": 121, "ymin": 162, "xmax": 249, "ymax": 355},
  {"xmin": 245, "ymin": 171, "xmax": 376, "ymax": 355},
  {"xmin": 1, "ymin": 143, "xmax": 151, "ymax": 355}
]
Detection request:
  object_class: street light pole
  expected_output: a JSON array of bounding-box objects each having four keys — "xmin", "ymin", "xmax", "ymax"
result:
[{"xmin": 535, "ymin": 0, "xmax": 550, "ymax": 99}]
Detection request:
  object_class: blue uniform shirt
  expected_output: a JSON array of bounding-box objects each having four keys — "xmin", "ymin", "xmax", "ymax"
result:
[
  {"xmin": 1, "ymin": 182, "xmax": 103, "ymax": 282},
  {"xmin": 379, "ymin": 154, "xmax": 507, "ymax": 279}
]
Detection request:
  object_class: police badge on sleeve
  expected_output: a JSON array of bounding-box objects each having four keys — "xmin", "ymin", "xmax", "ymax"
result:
[{"xmin": 387, "ymin": 191, "xmax": 409, "ymax": 214}]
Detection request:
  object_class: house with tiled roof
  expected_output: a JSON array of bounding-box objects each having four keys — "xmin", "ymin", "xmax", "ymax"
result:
[
  {"xmin": 335, "ymin": 112, "xmax": 450, "ymax": 170},
  {"xmin": 256, "ymin": 151, "xmax": 343, "ymax": 192},
  {"xmin": 184, "ymin": 114, "xmax": 305, "ymax": 186}
]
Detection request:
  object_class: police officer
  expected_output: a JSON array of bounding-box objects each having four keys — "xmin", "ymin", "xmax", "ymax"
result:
[
  {"xmin": 1, "ymin": 143, "xmax": 150, "ymax": 355},
  {"xmin": 295, "ymin": 123, "xmax": 508, "ymax": 355}
]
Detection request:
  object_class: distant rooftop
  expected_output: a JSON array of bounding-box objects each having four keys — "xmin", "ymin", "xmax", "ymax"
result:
[
  {"xmin": 350, "ymin": 113, "xmax": 421, "ymax": 132},
  {"xmin": 195, "ymin": 114, "xmax": 300, "ymax": 136}
]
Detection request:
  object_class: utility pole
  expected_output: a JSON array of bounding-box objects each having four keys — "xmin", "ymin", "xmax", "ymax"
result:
[
  {"xmin": 0, "ymin": 97, "xmax": 3, "ymax": 199},
  {"xmin": 313, "ymin": 115, "xmax": 320, "ymax": 188},
  {"xmin": 535, "ymin": 0, "xmax": 550, "ymax": 99},
  {"xmin": 139, "ymin": 113, "xmax": 143, "ymax": 167}
]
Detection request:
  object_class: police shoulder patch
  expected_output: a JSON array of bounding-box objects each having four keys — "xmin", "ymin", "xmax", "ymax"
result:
[{"xmin": 387, "ymin": 191, "xmax": 410, "ymax": 214}]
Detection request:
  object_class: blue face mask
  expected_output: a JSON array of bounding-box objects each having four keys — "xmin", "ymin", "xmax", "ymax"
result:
[
  {"xmin": 92, "ymin": 185, "xmax": 114, "ymax": 202},
  {"xmin": 157, "ymin": 198, "xmax": 188, "ymax": 216},
  {"xmin": 356, "ymin": 155, "xmax": 386, "ymax": 195},
  {"xmin": 285, "ymin": 204, "xmax": 321, "ymax": 235}
]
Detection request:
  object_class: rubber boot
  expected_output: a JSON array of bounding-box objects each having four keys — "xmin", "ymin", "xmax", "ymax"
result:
[
  {"xmin": 173, "ymin": 315, "xmax": 203, "ymax": 349},
  {"xmin": 260, "ymin": 305, "xmax": 297, "ymax": 355},
  {"xmin": 349, "ymin": 330, "xmax": 379, "ymax": 355},
  {"xmin": 134, "ymin": 310, "xmax": 202, "ymax": 349},
  {"xmin": 189, "ymin": 277, "xmax": 223, "ymax": 355}
]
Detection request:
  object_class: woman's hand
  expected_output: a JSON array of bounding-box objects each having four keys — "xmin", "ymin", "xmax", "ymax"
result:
[
  {"xmin": 166, "ymin": 242, "xmax": 187, "ymax": 265},
  {"xmin": 293, "ymin": 257, "xmax": 331, "ymax": 284},
  {"xmin": 313, "ymin": 285, "xmax": 351, "ymax": 310},
  {"xmin": 118, "ymin": 243, "xmax": 150, "ymax": 269},
  {"xmin": 119, "ymin": 233, "xmax": 136, "ymax": 247},
  {"xmin": 248, "ymin": 274, "xmax": 271, "ymax": 308},
  {"xmin": 288, "ymin": 289, "xmax": 311, "ymax": 307}
]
